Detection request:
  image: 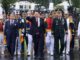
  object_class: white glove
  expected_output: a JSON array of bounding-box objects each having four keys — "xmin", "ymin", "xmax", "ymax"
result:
[
  {"xmin": 22, "ymin": 29, "xmax": 25, "ymax": 33},
  {"xmin": 26, "ymin": 33, "xmax": 28, "ymax": 36}
]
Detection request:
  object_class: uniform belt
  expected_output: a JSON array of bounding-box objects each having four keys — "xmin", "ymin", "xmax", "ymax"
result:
[{"xmin": 26, "ymin": 28, "xmax": 30, "ymax": 30}]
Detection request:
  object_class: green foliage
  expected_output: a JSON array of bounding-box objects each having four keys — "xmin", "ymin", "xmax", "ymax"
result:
[
  {"xmin": 2, "ymin": 0, "xmax": 16, "ymax": 14},
  {"xmin": 72, "ymin": 0, "xmax": 80, "ymax": 8},
  {"xmin": 52, "ymin": 0, "xmax": 61, "ymax": 6},
  {"xmin": 27, "ymin": 0, "xmax": 62, "ymax": 7},
  {"xmin": 27, "ymin": 0, "xmax": 80, "ymax": 8},
  {"xmin": 1, "ymin": 0, "xmax": 80, "ymax": 14},
  {"xmin": 28, "ymin": 0, "xmax": 49, "ymax": 7}
]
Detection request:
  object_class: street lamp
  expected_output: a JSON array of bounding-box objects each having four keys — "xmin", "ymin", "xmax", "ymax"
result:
[
  {"xmin": 49, "ymin": 0, "xmax": 54, "ymax": 11},
  {"xmin": 62, "ymin": 1, "xmax": 69, "ymax": 11},
  {"xmin": 15, "ymin": 2, "xmax": 19, "ymax": 10},
  {"xmin": 31, "ymin": 3, "xmax": 35, "ymax": 10},
  {"xmin": 69, "ymin": 0, "xmax": 72, "ymax": 6}
]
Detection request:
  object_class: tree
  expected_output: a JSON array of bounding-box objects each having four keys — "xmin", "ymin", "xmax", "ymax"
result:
[
  {"xmin": 71, "ymin": 0, "xmax": 80, "ymax": 8},
  {"xmin": 52, "ymin": 0, "xmax": 62, "ymax": 6},
  {"xmin": 21, "ymin": 0, "xmax": 80, "ymax": 8},
  {"xmin": 28, "ymin": 0, "xmax": 49, "ymax": 7},
  {"xmin": 2, "ymin": 0, "xmax": 17, "ymax": 14},
  {"xmin": 27, "ymin": 0, "xmax": 62, "ymax": 7}
]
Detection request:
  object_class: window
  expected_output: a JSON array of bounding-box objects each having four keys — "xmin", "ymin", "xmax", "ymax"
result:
[{"xmin": 20, "ymin": 5, "xmax": 23, "ymax": 10}]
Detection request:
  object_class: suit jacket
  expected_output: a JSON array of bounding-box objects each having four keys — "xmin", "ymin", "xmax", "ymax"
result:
[
  {"xmin": 52, "ymin": 18, "xmax": 67, "ymax": 37},
  {"xmin": 4, "ymin": 20, "xmax": 19, "ymax": 37},
  {"xmin": 27, "ymin": 17, "xmax": 46, "ymax": 36}
]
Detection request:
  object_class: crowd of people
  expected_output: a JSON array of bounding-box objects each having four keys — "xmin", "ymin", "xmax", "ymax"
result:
[{"xmin": 0, "ymin": 8, "xmax": 80, "ymax": 58}]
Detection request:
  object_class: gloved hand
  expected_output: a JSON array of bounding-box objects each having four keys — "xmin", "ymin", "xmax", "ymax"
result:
[
  {"xmin": 65, "ymin": 31, "xmax": 68, "ymax": 35},
  {"xmin": 22, "ymin": 29, "xmax": 25, "ymax": 33}
]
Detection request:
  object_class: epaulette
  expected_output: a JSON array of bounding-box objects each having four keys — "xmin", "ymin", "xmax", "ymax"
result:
[
  {"xmin": 72, "ymin": 30, "xmax": 74, "ymax": 32},
  {"xmin": 69, "ymin": 17, "xmax": 74, "ymax": 23}
]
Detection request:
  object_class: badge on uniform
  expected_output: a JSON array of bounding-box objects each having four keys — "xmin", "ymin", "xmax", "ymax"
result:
[
  {"xmin": 56, "ymin": 21, "xmax": 58, "ymax": 25},
  {"xmin": 15, "ymin": 23, "xmax": 16, "ymax": 26},
  {"xmin": 62, "ymin": 19, "xmax": 65, "ymax": 25}
]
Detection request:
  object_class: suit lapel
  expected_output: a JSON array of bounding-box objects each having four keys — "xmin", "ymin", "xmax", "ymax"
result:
[{"xmin": 8, "ymin": 21, "xmax": 10, "ymax": 26}]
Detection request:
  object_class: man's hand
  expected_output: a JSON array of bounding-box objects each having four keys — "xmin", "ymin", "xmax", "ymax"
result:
[
  {"xmin": 21, "ymin": 34, "xmax": 24, "ymax": 36},
  {"xmin": 51, "ymin": 31, "xmax": 54, "ymax": 35}
]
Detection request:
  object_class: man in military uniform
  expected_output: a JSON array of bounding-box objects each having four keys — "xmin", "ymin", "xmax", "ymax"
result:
[
  {"xmin": 52, "ymin": 9, "xmax": 68, "ymax": 57},
  {"xmin": 26, "ymin": 11, "xmax": 33, "ymax": 56},
  {"xmin": 69, "ymin": 15, "xmax": 75, "ymax": 52},
  {"xmin": 20, "ymin": 12, "xmax": 28, "ymax": 54},
  {"xmin": 14, "ymin": 12, "xmax": 22, "ymax": 55}
]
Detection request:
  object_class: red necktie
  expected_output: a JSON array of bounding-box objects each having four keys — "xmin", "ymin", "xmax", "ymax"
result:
[
  {"xmin": 36, "ymin": 18, "xmax": 38, "ymax": 26},
  {"xmin": 36, "ymin": 18, "xmax": 39, "ymax": 34}
]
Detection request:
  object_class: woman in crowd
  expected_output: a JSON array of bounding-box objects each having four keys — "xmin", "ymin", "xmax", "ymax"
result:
[{"xmin": 0, "ymin": 15, "xmax": 4, "ymax": 55}]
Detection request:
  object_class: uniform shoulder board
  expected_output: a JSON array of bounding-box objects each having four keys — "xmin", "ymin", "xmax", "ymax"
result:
[
  {"xmin": 62, "ymin": 18, "xmax": 65, "ymax": 24},
  {"xmin": 69, "ymin": 17, "xmax": 73, "ymax": 23}
]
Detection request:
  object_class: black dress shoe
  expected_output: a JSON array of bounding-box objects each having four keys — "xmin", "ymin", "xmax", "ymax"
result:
[
  {"xmin": 79, "ymin": 48, "xmax": 80, "ymax": 51},
  {"xmin": 60, "ymin": 53, "xmax": 63, "ymax": 56},
  {"xmin": 34, "ymin": 55, "xmax": 38, "ymax": 59},
  {"xmin": 54, "ymin": 54, "xmax": 60, "ymax": 58},
  {"xmin": 79, "ymin": 48, "xmax": 80, "ymax": 53}
]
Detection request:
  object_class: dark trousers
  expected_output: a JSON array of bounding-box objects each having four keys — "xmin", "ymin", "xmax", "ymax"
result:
[
  {"xmin": 21, "ymin": 42, "xmax": 24, "ymax": 52},
  {"xmin": 54, "ymin": 35, "xmax": 64, "ymax": 55},
  {"xmin": 79, "ymin": 39, "xmax": 80, "ymax": 50},
  {"xmin": 6, "ymin": 35, "xmax": 16, "ymax": 55},
  {"xmin": 70, "ymin": 35, "xmax": 75, "ymax": 50},
  {"xmin": 33, "ymin": 34, "xmax": 44, "ymax": 57}
]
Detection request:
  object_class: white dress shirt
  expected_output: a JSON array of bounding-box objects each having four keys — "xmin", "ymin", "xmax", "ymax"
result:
[{"xmin": 78, "ymin": 22, "xmax": 80, "ymax": 36}]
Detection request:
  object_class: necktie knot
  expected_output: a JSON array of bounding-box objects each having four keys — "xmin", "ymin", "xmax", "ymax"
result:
[{"xmin": 10, "ymin": 20, "xmax": 14, "ymax": 24}]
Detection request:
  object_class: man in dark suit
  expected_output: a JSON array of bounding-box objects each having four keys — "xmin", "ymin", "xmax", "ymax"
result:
[
  {"xmin": 4, "ymin": 14, "xmax": 19, "ymax": 56},
  {"xmin": 52, "ymin": 9, "xmax": 68, "ymax": 57},
  {"xmin": 27, "ymin": 12, "xmax": 46, "ymax": 58}
]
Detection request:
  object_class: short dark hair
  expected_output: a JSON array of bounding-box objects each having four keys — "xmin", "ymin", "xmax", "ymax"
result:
[
  {"xmin": 55, "ymin": 8, "xmax": 63, "ymax": 13},
  {"xmin": 55, "ymin": 8, "xmax": 64, "ymax": 17}
]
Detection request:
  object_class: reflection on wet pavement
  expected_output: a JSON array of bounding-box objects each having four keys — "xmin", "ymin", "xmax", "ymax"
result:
[{"xmin": 0, "ymin": 51, "xmax": 80, "ymax": 60}]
